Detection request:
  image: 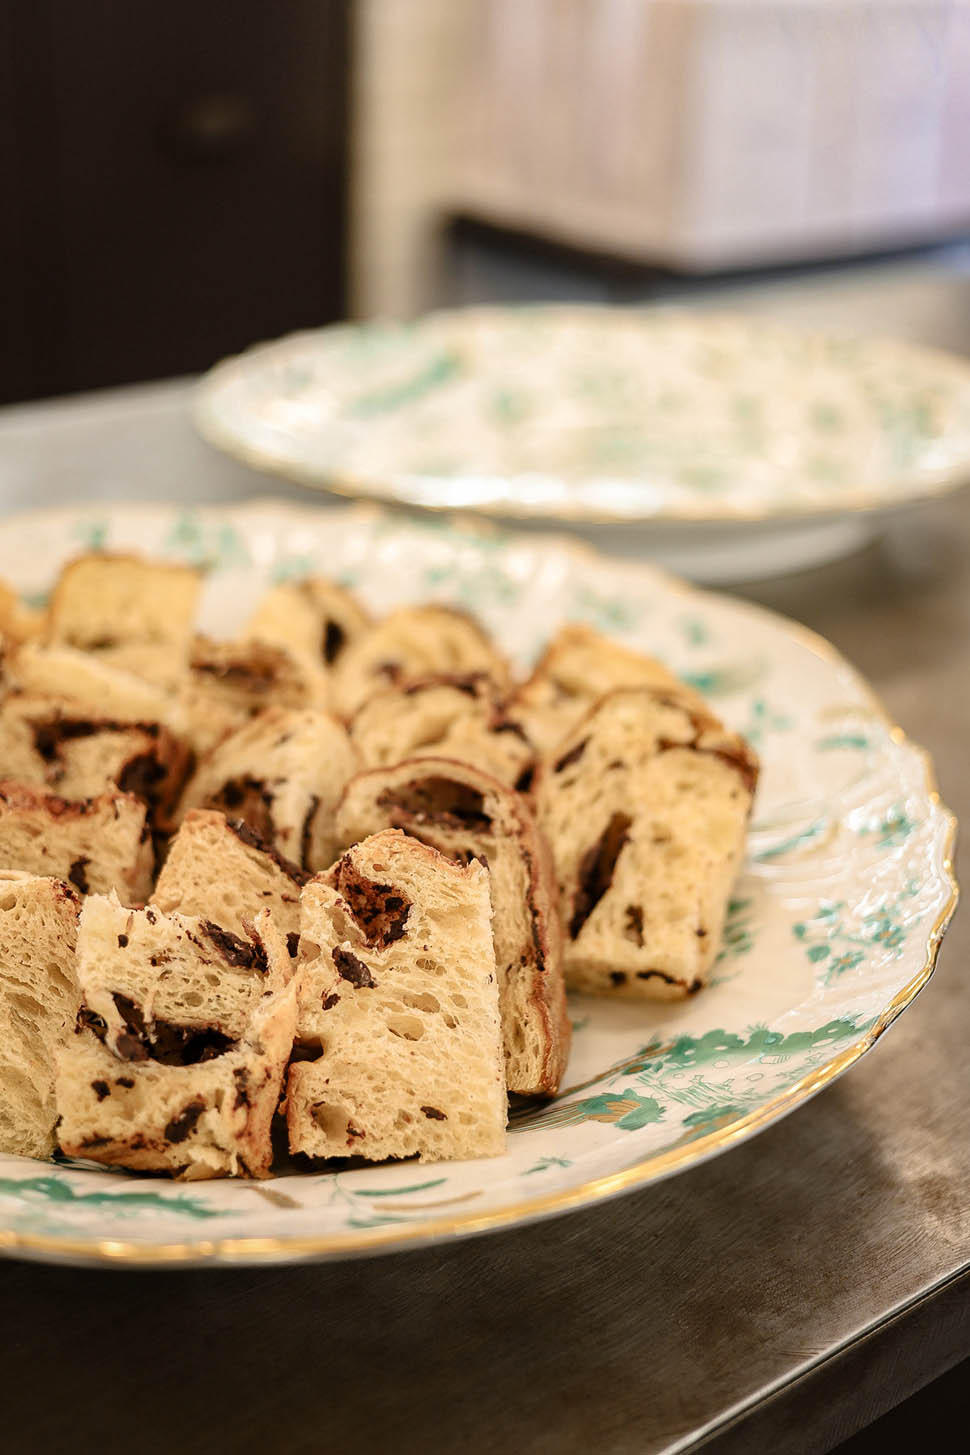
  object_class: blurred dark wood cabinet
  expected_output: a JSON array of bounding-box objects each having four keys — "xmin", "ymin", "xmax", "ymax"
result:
[{"xmin": 2, "ymin": 2, "xmax": 349, "ymax": 403}]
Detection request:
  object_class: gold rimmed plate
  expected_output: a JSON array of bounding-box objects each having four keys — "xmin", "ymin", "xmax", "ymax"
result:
[{"xmin": 0, "ymin": 500, "xmax": 956, "ymax": 1266}]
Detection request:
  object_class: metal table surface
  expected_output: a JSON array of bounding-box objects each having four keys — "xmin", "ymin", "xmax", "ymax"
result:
[{"xmin": 0, "ymin": 380, "xmax": 967, "ymax": 1455}]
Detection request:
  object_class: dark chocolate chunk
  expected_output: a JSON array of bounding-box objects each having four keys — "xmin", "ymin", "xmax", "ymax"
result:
[
  {"xmin": 569, "ymin": 813, "xmax": 633, "ymax": 940},
  {"xmin": 31, "ymin": 718, "xmax": 101, "ymax": 763},
  {"xmin": 200, "ymin": 919, "xmax": 269, "ymax": 972},
  {"xmin": 332, "ymin": 947, "xmax": 376, "ymax": 988},
  {"xmin": 209, "ymin": 777, "xmax": 275, "ymax": 844},
  {"xmin": 420, "ymin": 1106, "xmax": 447, "ymax": 1120},
  {"xmin": 116, "ymin": 1077, "xmax": 135, "ymax": 1089},
  {"xmin": 322, "ymin": 618, "xmax": 346, "ymax": 664},
  {"xmin": 624, "ymin": 905, "xmax": 644, "ymax": 947},
  {"xmin": 300, "ymin": 795, "xmax": 321, "ymax": 870},
  {"xmin": 118, "ymin": 752, "xmax": 167, "ymax": 803},
  {"xmin": 609, "ymin": 971, "xmax": 627, "ymax": 986},
  {"xmin": 112, "ymin": 988, "xmax": 234, "ymax": 1066},
  {"xmin": 225, "ymin": 818, "xmax": 310, "ymax": 884},
  {"xmin": 321, "ymin": 992, "xmax": 340, "ymax": 1011},
  {"xmin": 377, "ymin": 776, "xmax": 493, "ymax": 833},
  {"xmin": 232, "ymin": 1067, "xmax": 251, "ymax": 1108},
  {"xmin": 164, "ymin": 1098, "xmax": 206, "ymax": 1145},
  {"xmin": 191, "ymin": 645, "xmax": 283, "ymax": 693},
  {"xmin": 514, "ymin": 764, "xmax": 536, "ymax": 794},
  {"xmin": 286, "ymin": 931, "xmax": 300, "ymax": 957},
  {"xmin": 76, "ymin": 1006, "xmax": 108, "ymax": 1042},
  {"xmin": 554, "ymin": 737, "xmax": 589, "ymax": 773},
  {"xmin": 68, "ymin": 857, "xmax": 90, "ymax": 895},
  {"xmin": 117, "ymin": 933, "xmax": 129, "ymax": 949},
  {"xmin": 333, "ymin": 859, "xmax": 411, "ymax": 948},
  {"xmin": 91, "ymin": 1080, "xmax": 110, "ymax": 1102}
]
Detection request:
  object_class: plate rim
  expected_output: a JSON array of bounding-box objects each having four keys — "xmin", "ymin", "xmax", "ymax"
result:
[
  {"xmin": 0, "ymin": 497, "xmax": 957, "ymax": 1268},
  {"xmin": 192, "ymin": 304, "xmax": 970, "ymax": 525}
]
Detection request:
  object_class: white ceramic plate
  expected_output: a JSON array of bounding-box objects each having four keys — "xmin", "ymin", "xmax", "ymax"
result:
[
  {"xmin": 194, "ymin": 306, "xmax": 970, "ymax": 580},
  {"xmin": 0, "ymin": 500, "xmax": 956, "ymax": 1267}
]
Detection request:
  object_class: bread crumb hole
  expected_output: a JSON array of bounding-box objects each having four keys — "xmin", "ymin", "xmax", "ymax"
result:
[
  {"xmin": 386, "ymin": 1014, "xmax": 425, "ymax": 1042},
  {"xmin": 312, "ymin": 1102, "xmax": 354, "ymax": 1139},
  {"xmin": 0, "ymin": 894, "xmax": 16, "ymax": 911},
  {"xmin": 401, "ymin": 991, "xmax": 440, "ymax": 1014},
  {"xmin": 301, "ymin": 939, "xmax": 321, "ymax": 960},
  {"xmin": 182, "ymin": 991, "xmax": 204, "ymax": 1008}
]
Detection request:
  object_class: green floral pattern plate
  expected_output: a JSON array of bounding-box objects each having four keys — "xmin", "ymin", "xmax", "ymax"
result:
[
  {"xmin": 194, "ymin": 306, "xmax": 970, "ymax": 524},
  {"xmin": 0, "ymin": 501, "xmax": 956, "ymax": 1267}
]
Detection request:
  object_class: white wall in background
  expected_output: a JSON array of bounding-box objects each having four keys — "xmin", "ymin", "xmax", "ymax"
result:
[{"xmin": 350, "ymin": 0, "xmax": 471, "ymax": 319}]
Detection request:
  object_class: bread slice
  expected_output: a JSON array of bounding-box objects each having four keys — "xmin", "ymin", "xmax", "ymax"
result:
[
  {"xmin": 177, "ymin": 706, "xmax": 357, "ymax": 871},
  {"xmin": 0, "ymin": 780, "xmax": 153, "ymax": 903},
  {"xmin": 0, "ymin": 692, "xmax": 192, "ymax": 827},
  {"xmin": 247, "ymin": 576, "xmax": 373, "ymax": 678},
  {"xmin": 179, "ymin": 635, "xmax": 329, "ymax": 756},
  {"xmin": 286, "ymin": 829, "xmax": 506, "ymax": 1162},
  {"xmin": 55, "ymin": 897, "xmax": 297, "ymax": 1178},
  {"xmin": 337, "ymin": 758, "xmax": 569, "ymax": 1096},
  {"xmin": 349, "ymin": 672, "xmax": 534, "ymax": 789},
  {"xmin": 0, "ymin": 872, "xmax": 81, "ymax": 1157},
  {"xmin": 45, "ymin": 551, "xmax": 201, "ymax": 688},
  {"xmin": 534, "ymin": 687, "xmax": 759, "ymax": 998},
  {"xmin": 152, "ymin": 809, "xmax": 305, "ymax": 943},
  {"xmin": 6, "ymin": 641, "xmax": 183, "ymax": 732},
  {"xmin": 332, "ymin": 605, "xmax": 510, "ymax": 718},
  {"xmin": 507, "ymin": 623, "xmax": 704, "ymax": 759}
]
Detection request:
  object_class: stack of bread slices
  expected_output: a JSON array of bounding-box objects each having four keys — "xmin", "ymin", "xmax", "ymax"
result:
[{"xmin": 0, "ymin": 552, "xmax": 757, "ymax": 1178}]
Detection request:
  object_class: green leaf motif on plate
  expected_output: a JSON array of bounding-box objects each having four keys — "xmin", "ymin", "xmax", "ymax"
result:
[
  {"xmin": 0, "ymin": 1175, "xmax": 224, "ymax": 1220},
  {"xmin": 344, "ymin": 351, "xmax": 462, "ymax": 420},
  {"xmin": 681, "ymin": 660, "xmax": 765, "ymax": 698},
  {"xmin": 854, "ymin": 803, "xmax": 918, "ymax": 850},
  {"xmin": 72, "ymin": 518, "xmax": 110, "ymax": 551},
  {"xmin": 740, "ymin": 697, "xmax": 794, "ymax": 745},
  {"xmin": 513, "ymin": 1018, "xmax": 872, "ymax": 1132},
  {"xmin": 570, "ymin": 585, "xmax": 642, "ymax": 633},
  {"xmin": 817, "ymin": 733, "xmax": 871, "ymax": 751},
  {"xmin": 708, "ymin": 897, "xmax": 756, "ymax": 985},
  {"xmin": 162, "ymin": 511, "xmax": 251, "ymax": 570},
  {"xmin": 520, "ymin": 1090, "xmax": 666, "ymax": 1133},
  {"xmin": 793, "ymin": 885, "xmax": 922, "ymax": 983}
]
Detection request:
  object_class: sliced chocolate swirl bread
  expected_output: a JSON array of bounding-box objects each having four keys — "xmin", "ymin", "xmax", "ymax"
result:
[
  {"xmin": 177, "ymin": 706, "xmax": 357, "ymax": 872},
  {"xmin": 336, "ymin": 758, "xmax": 569, "ymax": 1097},
  {"xmin": 286, "ymin": 829, "xmax": 506, "ymax": 1162},
  {"xmin": 332, "ymin": 605, "xmax": 510, "ymax": 718},
  {"xmin": 348, "ymin": 672, "xmax": 534, "ymax": 789},
  {"xmin": 0, "ymin": 780, "xmax": 153, "ymax": 903},
  {"xmin": 153, "ymin": 808, "xmax": 306, "ymax": 943},
  {"xmin": 0, "ymin": 872, "xmax": 81, "ymax": 1157},
  {"xmin": 55, "ymin": 897, "xmax": 297, "ymax": 1178},
  {"xmin": 535, "ymin": 686, "xmax": 759, "ymax": 999}
]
